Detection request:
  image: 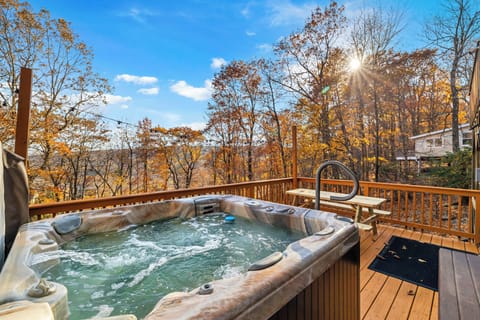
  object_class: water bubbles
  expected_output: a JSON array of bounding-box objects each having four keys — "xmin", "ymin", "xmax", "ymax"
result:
[
  {"xmin": 43, "ymin": 213, "xmax": 303, "ymax": 319},
  {"xmin": 213, "ymin": 264, "xmax": 243, "ymax": 279},
  {"xmin": 91, "ymin": 291, "xmax": 105, "ymax": 300},
  {"xmin": 128, "ymin": 257, "xmax": 169, "ymax": 288},
  {"xmin": 93, "ymin": 305, "xmax": 114, "ymax": 318},
  {"xmin": 111, "ymin": 282, "xmax": 125, "ymax": 290},
  {"xmin": 104, "ymin": 254, "xmax": 138, "ymax": 270}
]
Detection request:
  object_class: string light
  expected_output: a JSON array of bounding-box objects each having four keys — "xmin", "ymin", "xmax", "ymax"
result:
[{"xmin": 81, "ymin": 110, "xmax": 139, "ymax": 128}]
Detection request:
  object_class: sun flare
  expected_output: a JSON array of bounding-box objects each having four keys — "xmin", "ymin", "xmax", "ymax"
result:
[{"xmin": 349, "ymin": 57, "xmax": 362, "ymax": 72}]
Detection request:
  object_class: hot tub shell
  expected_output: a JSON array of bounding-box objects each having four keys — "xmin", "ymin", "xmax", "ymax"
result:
[{"xmin": 0, "ymin": 195, "xmax": 359, "ymax": 320}]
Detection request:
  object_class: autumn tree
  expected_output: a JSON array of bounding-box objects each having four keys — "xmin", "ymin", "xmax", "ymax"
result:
[
  {"xmin": 88, "ymin": 148, "xmax": 122, "ymax": 198},
  {"xmin": 425, "ymin": 0, "xmax": 480, "ymax": 152},
  {"xmin": 87, "ymin": 125, "xmax": 137, "ymax": 197},
  {"xmin": 154, "ymin": 126, "xmax": 204, "ymax": 189},
  {"xmin": 60, "ymin": 117, "xmax": 110, "ymax": 199},
  {"xmin": 0, "ymin": 1, "xmax": 110, "ymax": 201},
  {"xmin": 136, "ymin": 119, "xmax": 154, "ymax": 192},
  {"xmin": 206, "ymin": 105, "xmax": 239, "ymax": 184},
  {"xmin": 259, "ymin": 59, "xmax": 291, "ymax": 178},
  {"xmin": 328, "ymin": 50, "xmax": 358, "ymax": 171},
  {"xmin": 388, "ymin": 50, "xmax": 449, "ymax": 155},
  {"xmin": 207, "ymin": 60, "xmax": 265, "ymax": 182},
  {"xmin": 273, "ymin": 1, "xmax": 347, "ymax": 173},
  {"xmin": 0, "ymin": 0, "xmax": 44, "ymax": 144},
  {"xmin": 348, "ymin": 6, "xmax": 403, "ymax": 181}
]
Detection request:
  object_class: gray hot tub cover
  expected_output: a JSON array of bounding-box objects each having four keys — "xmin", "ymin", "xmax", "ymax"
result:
[{"xmin": 0, "ymin": 144, "xmax": 29, "ymax": 270}]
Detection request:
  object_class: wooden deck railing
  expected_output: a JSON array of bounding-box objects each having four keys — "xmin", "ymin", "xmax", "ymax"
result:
[
  {"xmin": 29, "ymin": 177, "xmax": 480, "ymax": 244},
  {"xmin": 29, "ymin": 178, "xmax": 294, "ymax": 219},
  {"xmin": 298, "ymin": 177, "xmax": 480, "ymax": 243}
]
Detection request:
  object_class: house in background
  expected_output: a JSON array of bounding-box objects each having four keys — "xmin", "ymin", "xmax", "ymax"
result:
[
  {"xmin": 396, "ymin": 124, "xmax": 472, "ymax": 173},
  {"xmin": 409, "ymin": 123, "xmax": 472, "ymax": 160},
  {"xmin": 470, "ymin": 40, "xmax": 480, "ymax": 190}
]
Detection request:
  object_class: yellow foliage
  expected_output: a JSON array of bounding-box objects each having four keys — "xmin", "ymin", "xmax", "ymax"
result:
[{"xmin": 55, "ymin": 142, "xmax": 72, "ymax": 155}]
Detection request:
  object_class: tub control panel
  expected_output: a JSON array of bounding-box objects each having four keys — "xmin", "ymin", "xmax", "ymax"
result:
[{"xmin": 194, "ymin": 197, "xmax": 220, "ymax": 215}]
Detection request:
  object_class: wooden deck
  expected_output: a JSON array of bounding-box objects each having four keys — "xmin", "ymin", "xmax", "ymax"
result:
[{"xmin": 360, "ymin": 224, "xmax": 480, "ymax": 320}]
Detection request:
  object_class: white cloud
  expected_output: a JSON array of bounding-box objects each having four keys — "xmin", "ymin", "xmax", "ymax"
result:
[
  {"xmin": 246, "ymin": 31, "xmax": 256, "ymax": 36},
  {"xmin": 170, "ymin": 80, "xmax": 212, "ymax": 101},
  {"xmin": 267, "ymin": 1, "xmax": 316, "ymax": 26},
  {"xmin": 121, "ymin": 7, "xmax": 158, "ymax": 23},
  {"xmin": 115, "ymin": 74, "xmax": 158, "ymax": 85},
  {"xmin": 104, "ymin": 94, "xmax": 132, "ymax": 105},
  {"xmin": 211, "ymin": 57, "xmax": 227, "ymax": 69},
  {"xmin": 137, "ymin": 87, "xmax": 159, "ymax": 95},
  {"xmin": 101, "ymin": 94, "xmax": 132, "ymax": 109},
  {"xmin": 257, "ymin": 43, "xmax": 273, "ymax": 53},
  {"xmin": 241, "ymin": 7, "xmax": 250, "ymax": 18}
]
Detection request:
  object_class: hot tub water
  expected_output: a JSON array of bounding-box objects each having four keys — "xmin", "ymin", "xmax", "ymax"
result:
[{"xmin": 40, "ymin": 213, "xmax": 303, "ymax": 319}]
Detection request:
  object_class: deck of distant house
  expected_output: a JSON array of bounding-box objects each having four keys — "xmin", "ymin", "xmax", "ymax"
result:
[{"xmin": 359, "ymin": 224, "xmax": 479, "ymax": 320}]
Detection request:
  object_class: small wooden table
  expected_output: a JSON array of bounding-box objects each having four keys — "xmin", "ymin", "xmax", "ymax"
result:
[
  {"xmin": 439, "ymin": 248, "xmax": 480, "ymax": 320},
  {"xmin": 286, "ymin": 188, "xmax": 389, "ymax": 237}
]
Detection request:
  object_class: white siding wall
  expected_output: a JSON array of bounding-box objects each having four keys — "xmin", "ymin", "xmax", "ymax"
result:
[{"xmin": 413, "ymin": 126, "xmax": 472, "ymax": 159}]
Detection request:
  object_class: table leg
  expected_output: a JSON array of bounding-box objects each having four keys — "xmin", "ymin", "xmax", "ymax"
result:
[
  {"xmin": 355, "ymin": 205, "xmax": 362, "ymax": 223},
  {"xmin": 291, "ymin": 195, "xmax": 297, "ymax": 206},
  {"xmin": 368, "ymin": 208, "xmax": 378, "ymax": 240}
]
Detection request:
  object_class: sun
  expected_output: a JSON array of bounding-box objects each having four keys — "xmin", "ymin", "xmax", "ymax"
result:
[{"xmin": 349, "ymin": 57, "xmax": 362, "ymax": 72}]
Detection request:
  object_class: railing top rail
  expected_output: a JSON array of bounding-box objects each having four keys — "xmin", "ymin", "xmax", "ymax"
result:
[{"xmin": 298, "ymin": 177, "xmax": 480, "ymax": 196}]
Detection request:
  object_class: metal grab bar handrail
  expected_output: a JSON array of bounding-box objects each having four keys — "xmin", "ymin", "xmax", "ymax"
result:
[{"xmin": 315, "ymin": 160, "xmax": 359, "ymax": 210}]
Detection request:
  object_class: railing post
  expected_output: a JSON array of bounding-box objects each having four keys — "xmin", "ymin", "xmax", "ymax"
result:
[
  {"xmin": 248, "ymin": 184, "xmax": 254, "ymax": 199},
  {"xmin": 15, "ymin": 67, "xmax": 33, "ymax": 163},
  {"xmin": 363, "ymin": 182, "xmax": 369, "ymax": 196},
  {"xmin": 292, "ymin": 125, "xmax": 298, "ymax": 189},
  {"xmin": 475, "ymin": 194, "xmax": 480, "ymax": 244}
]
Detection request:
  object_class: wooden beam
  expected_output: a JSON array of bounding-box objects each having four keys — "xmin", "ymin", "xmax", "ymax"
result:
[
  {"xmin": 292, "ymin": 125, "xmax": 298, "ymax": 189},
  {"xmin": 14, "ymin": 67, "xmax": 32, "ymax": 161}
]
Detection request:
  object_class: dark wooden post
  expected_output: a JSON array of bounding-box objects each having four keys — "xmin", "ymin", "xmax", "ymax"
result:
[
  {"xmin": 14, "ymin": 67, "xmax": 32, "ymax": 162},
  {"xmin": 292, "ymin": 125, "xmax": 298, "ymax": 189}
]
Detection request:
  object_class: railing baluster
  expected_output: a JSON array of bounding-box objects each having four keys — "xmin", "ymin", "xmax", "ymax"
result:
[
  {"xmin": 447, "ymin": 196, "xmax": 452, "ymax": 231},
  {"xmin": 439, "ymin": 195, "xmax": 444, "ymax": 229},
  {"xmin": 457, "ymin": 196, "xmax": 463, "ymax": 232},
  {"xmin": 396, "ymin": 191, "xmax": 401, "ymax": 221},
  {"xmin": 420, "ymin": 192, "xmax": 425, "ymax": 226},
  {"xmin": 413, "ymin": 191, "xmax": 417, "ymax": 225},
  {"xmin": 389, "ymin": 189, "xmax": 394, "ymax": 217},
  {"xmin": 468, "ymin": 197, "xmax": 473, "ymax": 235}
]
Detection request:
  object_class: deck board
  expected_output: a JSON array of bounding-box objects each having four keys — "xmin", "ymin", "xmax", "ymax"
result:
[
  {"xmin": 409, "ymin": 287, "xmax": 434, "ymax": 320},
  {"xmin": 385, "ymin": 281, "xmax": 417, "ymax": 320},
  {"xmin": 363, "ymin": 277, "xmax": 402, "ymax": 319},
  {"xmin": 360, "ymin": 224, "xmax": 479, "ymax": 320}
]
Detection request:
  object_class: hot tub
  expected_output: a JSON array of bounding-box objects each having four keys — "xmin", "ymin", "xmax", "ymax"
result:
[{"xmin": 0, "ymin": 195, "xmax": 360, "ymax": 320}]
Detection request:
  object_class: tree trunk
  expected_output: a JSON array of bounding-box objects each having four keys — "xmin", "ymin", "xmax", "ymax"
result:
[{"xmin": 450, "ymin": 62, "xmax": 460, "ymax": 152}]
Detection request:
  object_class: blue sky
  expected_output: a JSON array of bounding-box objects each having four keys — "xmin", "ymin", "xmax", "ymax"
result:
[{"xmin": 27, "ymin": 0, "xmax": 442, "ymax": 130}]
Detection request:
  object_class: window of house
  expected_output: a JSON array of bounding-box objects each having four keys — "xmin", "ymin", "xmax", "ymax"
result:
[
  {"xmin": 425, "ymin": 138, "xmax": 442, "ymax": 148},
  {"xmin": 462, "ymin": 132, "xmax": 472, "ymax": 146}
]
